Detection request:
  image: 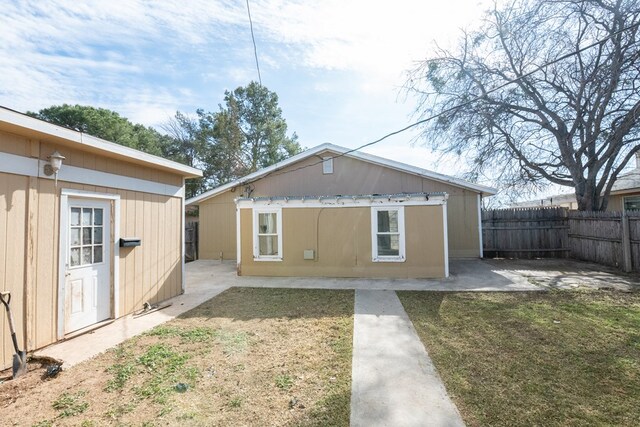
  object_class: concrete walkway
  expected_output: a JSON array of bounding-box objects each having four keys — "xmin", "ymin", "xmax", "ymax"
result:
[{"xmin": 351, "ymin": 289, "xmax": 465, "ymax": 427}]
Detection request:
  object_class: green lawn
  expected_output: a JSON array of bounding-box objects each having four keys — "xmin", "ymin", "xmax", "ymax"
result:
[{"xmin": 398, "ymin": 290, "xmax": 640, "ymax": 427}]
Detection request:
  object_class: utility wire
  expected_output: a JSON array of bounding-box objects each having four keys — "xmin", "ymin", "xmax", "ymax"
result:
[
  {"xmin": 242, "ymin": 20, "xmax": 640, "ymax": 186},
  {"xmin": 246, "ymin": 0, "xmax": 262, "ymax": 85}
]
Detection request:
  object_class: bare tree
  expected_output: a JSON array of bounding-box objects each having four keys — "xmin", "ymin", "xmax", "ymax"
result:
[{"xmin": 406, "ymin": 0, "xmax": 640, "ymax": 210}]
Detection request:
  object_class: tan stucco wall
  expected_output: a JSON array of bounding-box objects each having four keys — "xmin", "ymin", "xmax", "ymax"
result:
[
  {"xmin": 198, "ymin": 150, "xmax": 481, "ymax": 260},
  {"xmin": 0, "ymin": 133, "xmax": 184, "ymax": 370},
  {"xmin": 238, "ymin": 205, "xmax": 446, "ymax": 278},
  {"xmin": 199, "ymin": 191, "xmax": 237, "ymax": 260}
]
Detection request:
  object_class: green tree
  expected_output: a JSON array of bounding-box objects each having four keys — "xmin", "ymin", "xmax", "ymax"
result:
[
  {"xmin": 162, "ymin": 111, "xmax": 208, "ymax": 198},
  {"xmin": 406, "ymin": 0, "xmax": 640, "ymax": 210},
  {"xmin": 28, "ymin": 104, "xmax": 170, "ymax": 156},
  {"xmin": 201, "ymin": 81, "xmax": 301, "ymax": 180}
]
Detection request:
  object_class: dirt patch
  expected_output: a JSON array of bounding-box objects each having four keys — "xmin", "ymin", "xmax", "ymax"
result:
[{"xmin": 1, "ymin": 288, "xmax": 354, "ymax": 426}]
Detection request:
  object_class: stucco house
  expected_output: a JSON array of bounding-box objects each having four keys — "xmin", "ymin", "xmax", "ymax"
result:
[
  {"xmin": 187, "ymin": 143, "xmax": 496, "ymax": 279},
  {"xmin": 0, "ymin": 107, "xmax": 201, "ymax": 370}
]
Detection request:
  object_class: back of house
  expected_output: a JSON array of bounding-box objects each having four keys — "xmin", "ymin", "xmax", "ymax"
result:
[{"xmin": 187, "ymin": 144, "xmax": 495, "ymax": 278}]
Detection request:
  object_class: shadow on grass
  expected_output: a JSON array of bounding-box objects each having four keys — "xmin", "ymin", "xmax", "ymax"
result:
[{"xmin": 178, "ymin": 287, "xmax": 355, "ymax": 321}]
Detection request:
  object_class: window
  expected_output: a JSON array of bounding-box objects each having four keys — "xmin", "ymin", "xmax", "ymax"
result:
[
  {"xmin": 69, "ymin": 206, "xmax": 104, "ymax": 267},
  {"xmin": 624, "ymin": 196, "xmax": 640, "ymax": 211},
  {"xmin": 371, "ymin": 207, "xmax": 405, "ymax": 262},
  {"xmin": 322, "ymin": 157, "xmax": 333, "ymax": 174},
  {"xmin": 253, "ymin": 208, "xmax": 283, "ymax": 261}
]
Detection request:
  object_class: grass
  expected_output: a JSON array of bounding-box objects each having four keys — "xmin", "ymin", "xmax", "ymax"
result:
[
  {"xmin": 52, "ymin": 390, "xmax": 89, "ymax": 418},
  {"xmin": 275, "ymin": 374, "xmax": 294, "ymax": 390},
  {"xmin": 10, "ymin": 287, "xmax": 353, "ymax": 427},
  {"xmin": 398, "ymin": 290, "xmax": 640, "ymax": 427}
]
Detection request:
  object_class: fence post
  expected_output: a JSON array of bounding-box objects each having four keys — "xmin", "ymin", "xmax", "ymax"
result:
[{"xmin": 622, "ymin": 212, "xmax": 632, "ymax": 272}]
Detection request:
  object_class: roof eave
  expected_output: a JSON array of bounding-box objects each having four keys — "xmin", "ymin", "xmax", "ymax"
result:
[{"xmin": 0, "ymin": 106, "xmax": 203, "ymax": 178}]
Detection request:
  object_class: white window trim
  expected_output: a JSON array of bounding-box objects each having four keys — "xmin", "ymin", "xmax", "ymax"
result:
[
  {"xmin": 252, "ymin": 208, "xmax": 283, "ymax": 261},
  {"xmin": 322, "ymin": 157, "xmax": 333, "ymax": 174},
  {"xmin": 371, "ymin": 206, "xmax": 406, "ymax": 263}
]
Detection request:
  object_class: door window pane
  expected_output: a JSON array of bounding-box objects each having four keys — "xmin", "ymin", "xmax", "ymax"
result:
[
  {"xmin": 82, "ymin": 208, "xmax": 92, "ymax": 226},
  {"xmin": 93, "ymin": 227, "xmax": 103, "ymax": 244},
  {"xmin": 70, "ymin": 228, "xmax": 81, "ymax": 246},
  {"xmin": 70, "ymin": 208, "xmax": 81, "ymax": 226},
  {"xmin": 69, "ymin": 205, "xmax": 108, "ymax": 267},
  {"xmin": 93, "ymin": 246, "xmax": 103, "ymax": 263},
  {"xmin": 94, "ymin": 209, "xmax": 103, "ymax": 225},
  {"xmin": 82, "ymin": 227, "xmax": 92, "ymax": 245},
  {"xmin": 82, "ymin": 247, "xmax": 92, "ymax": 264},
  {"xmin": 70, "ymin": 248, "xmax": 81, "ymax": 266}
]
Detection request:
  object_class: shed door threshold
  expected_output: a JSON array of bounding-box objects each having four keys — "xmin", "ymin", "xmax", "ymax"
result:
[{"xmin": 63, "ymin": 318, "xmax": 115, "ymax": 341}]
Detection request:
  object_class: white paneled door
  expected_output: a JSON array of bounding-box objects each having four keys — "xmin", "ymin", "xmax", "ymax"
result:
[{"xmin": 64, "ymin": 198, "xmax": 111, "ymax": 333}]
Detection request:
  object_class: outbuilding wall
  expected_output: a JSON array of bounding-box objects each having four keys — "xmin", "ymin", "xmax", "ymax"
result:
[
  {"xmin": 199, "ymin": 149, "xmax": 481, "ymax": 260},
  {"xmin": 1, "ymin": 130, "xmax": 184, "ymax": 370},
  {"xmin": 238, "ymin": 205, "xmax": 446, "ymax": 278}
]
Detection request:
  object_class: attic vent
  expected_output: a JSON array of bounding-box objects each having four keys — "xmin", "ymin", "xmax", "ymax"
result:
[{"xmin": 322, "ymin": 157, "xmax": 333, "ymax": 174}]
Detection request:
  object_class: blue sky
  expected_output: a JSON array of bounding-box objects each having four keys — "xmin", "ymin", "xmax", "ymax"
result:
[{"xmin": 1, "ymin": 0, "xmax": 495, "ymax": 182}]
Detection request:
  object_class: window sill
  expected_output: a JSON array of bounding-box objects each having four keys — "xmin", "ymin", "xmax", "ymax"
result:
[
  {"xmin": 372, "ymin": 257, "xmax": 406, "ymax": 263},
  {"xmin": 253, "ymin": 256, "xmax": 283, "ymax": 262}
]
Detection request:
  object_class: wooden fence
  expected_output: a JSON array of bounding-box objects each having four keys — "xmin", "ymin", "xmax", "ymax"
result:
[
  {"xmin": 482, "ymin": 207, "xmax": 640, "ymax": 272},
  {"xmin": 482, "ymin": 207, "xmax": 569, "ymax": 259}
]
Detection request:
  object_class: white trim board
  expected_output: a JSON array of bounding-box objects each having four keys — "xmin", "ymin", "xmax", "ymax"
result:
[
  {"xmin": 0, "ymin": 151, "xmax": 183, "ymax": 197},
  {"xmin": 57, "ymin": 189, "xmax": 121, "ymax": 339},
  {"xmin": 236, "ymin": 196, "xmax": 447, "ymax": 209},
  {"xmin": 477, "ymin": 193, "xmax": 484, "ymax": 258},
  {"xmin": 443, "ymin": 202, "xmax": 449, "ymax": 278}
]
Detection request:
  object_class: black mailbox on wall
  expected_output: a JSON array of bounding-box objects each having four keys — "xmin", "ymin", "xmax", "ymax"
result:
[{"xmin": 120, "ymin": 238, "xmax": 141, "ymax": 247}]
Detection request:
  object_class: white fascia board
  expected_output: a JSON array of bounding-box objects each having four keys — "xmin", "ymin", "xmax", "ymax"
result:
[
  {"xmin": 0, "ymin": 107, "xmax": 202, "ymax": 178},
  {"xmin": 235, "ymin": 194, "xmax": 448, "ymax": 209}
]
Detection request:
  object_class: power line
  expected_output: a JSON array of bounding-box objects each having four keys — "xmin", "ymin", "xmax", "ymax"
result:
[
  {"xmin": 244, "ymin": 20, "xmax": 640, "ymax": 185},
  {"xmin": 245, "ymin": 0, "xmax": 262, "ymax": 85}
]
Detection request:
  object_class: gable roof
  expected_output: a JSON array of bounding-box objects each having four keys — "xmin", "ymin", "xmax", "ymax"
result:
[
  {"xmin": 186, "ymin": 143, "xmax": 496, "ymax": 205},
  {"xmin": 0, "ymin": 106, "xmax": 202, "ymax": 178}
]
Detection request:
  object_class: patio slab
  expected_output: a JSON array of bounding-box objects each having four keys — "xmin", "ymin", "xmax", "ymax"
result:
[{"xmin": 188, "ymin": 258, "xmax": 543, "ymax": 291}]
